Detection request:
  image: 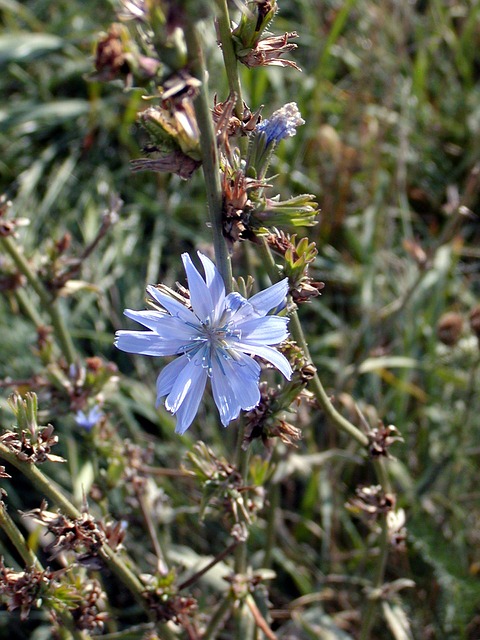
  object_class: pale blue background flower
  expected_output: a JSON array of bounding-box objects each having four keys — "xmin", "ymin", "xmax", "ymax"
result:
[
  {"xmin": 75, "ymin": 405, "xmax": 104, "ymax": 431},
  {"xmin": 115, "ymin": 252, "xmax": 292, "ymax": 434}
]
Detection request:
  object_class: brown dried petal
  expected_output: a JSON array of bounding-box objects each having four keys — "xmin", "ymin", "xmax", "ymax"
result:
[
  {"xmin": 240, "ymin": 32, "xmax": 301, "ymax": 70},
  {"xmin": 367, "ymin": 422, "xmax": 403, "ymax": 459},
  {"xmin": 130, "ymin": 152, "xmax": 200, "ymax": 180}
]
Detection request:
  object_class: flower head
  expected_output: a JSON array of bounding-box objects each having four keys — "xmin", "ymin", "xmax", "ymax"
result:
[
  {"xmin": 115, "ymin": 252, "xmax": 292, "ymax": 434},
  {"xmin": 245, "ymin": 103, "xmax": 304, "ymax": 180},
  {"xmin": 256, "ymin": 103, "xmax": 305, "ymax": 145}
]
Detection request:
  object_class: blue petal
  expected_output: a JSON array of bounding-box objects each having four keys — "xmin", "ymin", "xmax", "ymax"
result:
[
  {"xmin": 174, "ymin": 371, "xmax": 207, "ymax": 434},
  {"xmin": 211, "ymin": 353, "xmax": 261, "ymax": 426},
  {"xmin": 211, "ymin": 360, "xmax": 241, "ymax": 426},
  {"xmin": 115, "ymin": 330, "xmax": 185, "ymax": 356},
  {"xmin": 75, "ymin": 406, "xmax": 103, "ymax": 431},
  {"xmin": 182, "ymin": 253, "xmax": 214, "ymax": 322},
  {"xmin": 146, "ymin": 286, "xmax": 197, "ymax": 324},
  {"xmin": 198, "ymin": 252, "xmax": 225, "ymax": 321},
  {"xmin": 156, "ymin": 355, "xmax": 190, "ymax": 401},
  {"xmin": 231, "ymin": 353, "xmax": 262, "ymax": 411},
  {"xmin": 123, "ymin": 308, "xmax": 166, "ymax": 331},
  {"xmin": 164, "ymin": 357, "xmax": 208, "ymax": 434},
  {"xmin": 235, "ymin": 343, "xmax": 293, "ymax": 379},
  {"xmin": 248, "ymin": 278, "xmax": 289, "ymax": 316},
  {"xmin": 126, "ymin": 313, "xmax": 201, "ymax": 343},
  {"xmin": 165, "ymin": 358, "xmax": 207, "ymax": 413},
  {"xmin": 236, "ymin": 316, "xmax": 289, "ymax": 345},
  {"xmin": 224, "ymin": 292, "xmax": 254, "ymax": 324}
]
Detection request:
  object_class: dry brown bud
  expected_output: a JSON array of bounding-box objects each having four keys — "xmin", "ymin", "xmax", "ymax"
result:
[
  {"xmin": 94, "ymin": 25, "xmax": 127, "ymax": 81},
  {"xmin": 367, "ymin": 422, "xmax": 403, "ymax": 459},
  {"xmin": 348, "ymin": 485, "xmax": 396, "ymax": 520},
  {"xmin": 437, "ymin": 312, "xmax": 463, "ymax": 346},
  {"xmin": 54, "ymin": 232, "xmax": 71, "ymax": 255}
]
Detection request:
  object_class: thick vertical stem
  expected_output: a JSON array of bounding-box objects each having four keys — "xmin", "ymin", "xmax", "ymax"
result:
[
  {"xmin": 183, "ymin": 19, "xmax": 232, "ymax": 291},
  {"xmin": 215, "ymin": 0, "xmax": 244, "ymax": 116}
]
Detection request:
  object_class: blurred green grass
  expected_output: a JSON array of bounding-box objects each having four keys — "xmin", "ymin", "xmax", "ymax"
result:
[{"xmin": 1, "ymin": 0, "xmax": 480, "ymax": 638}]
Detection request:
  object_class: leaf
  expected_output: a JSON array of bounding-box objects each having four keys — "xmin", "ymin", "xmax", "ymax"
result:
[
  {"xmin": 0, "ymin": 100, "xmax": 91, "ymax": 133},
  {"xmin": 0, "ymin": 33, "xmax": 64, "ymax": 64},
  {"xmin": 357, "ymin": 356, "xmax": 419, "ymax": 374},
  {"xmin": 278, "ymin": 606, "xmax": 355, "ymax": 640},
  {"xmin": 272, "ymin": 450, "xmax": 362, "ymax": 483},
  {"xmin": 168, "ymin": 545, "xmax": 230, "ymax": 591},
  {"xmin": 73, "ymin": 461, "xmax": 95, "ymax": 503},
  {"xmin": 382, "ymin": 601, "xmax": 414, "ymax": 640},
  {"xmin": 58, "ymin": 280, "xmax": 100, "ymax": 297}
]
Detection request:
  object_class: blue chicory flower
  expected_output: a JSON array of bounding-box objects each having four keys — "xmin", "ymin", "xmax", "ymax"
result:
[
  {"xmin": 115, "ymin": 252, "xmax": 292, "ymax": 435},
  {"xmin": 256, "ymin": 102, "xmax": 304, "ymax": 146},
  {"xmin": 75, "ymin": 405, "xmax": 104, "ymax": 431}
]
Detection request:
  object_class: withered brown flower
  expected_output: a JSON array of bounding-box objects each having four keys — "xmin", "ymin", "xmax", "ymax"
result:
[{"xmin": 239, "ymin": 32, "xmax": 300, "ymax": 70}]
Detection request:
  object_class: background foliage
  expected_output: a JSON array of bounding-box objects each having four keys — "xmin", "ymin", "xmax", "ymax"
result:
[{"xmin": 1, "ymin": 0, "xmax": 480, "ymax": 638}]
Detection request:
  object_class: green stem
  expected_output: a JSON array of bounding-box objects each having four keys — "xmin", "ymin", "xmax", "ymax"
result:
[
  {"xmin": 359, "ymin": 514, "xmax": 389, "ymax": 640},
  {"xmin": 0, "ymin": 500, "xmax": 42, "ymax": 568},
  {"xmin": 1, "ymin": 235, "xmax": 76, "ymax": 365},
  {"xmin": 15, "ymin": 287, "xmax": 44, "ymax": 327},
  {"xmin": 0, "ymin": 444, "xmax": 150, "ymax": 619},
  {"xmin": 215, "ymin": 0, "xmax": 243, "ymax": 116},
  {"xmin": 232, "ymin": 425, "xmax": 251, "ymax": 639},
  {"xmin": 289, "ymin": 312, "xmax": 368, "ymax": 447},
  {"xmin": 179, "ymin": 540, "xmax": 239, "ymax": 591},
  {"xmin": 203, "ymin": 595, "xmax": 233, "ymax": 640},
  {"xmin": 183, "ymin": 18, "xmax": 232, "ymax": 291},
  {"xmin": 258, "ymin": 237, "xmax": 368, "ymax": 447},
  {"xmin": 0, "ymin": 503, "xmax": 89, "ymax": 640},
  {"xmin": 138, "ymin": 492, "xmax": 169, "ymax": 576},
  {"xmin": 234, "ymin": 424, "xmax": 250, "ymax": 576},
  {"xmin": 259, "ymin": 238, "xmax": 393, "ymax": 630},
  {"xmin": 358, "ymin": 459, "xmax": 390, "ymax": 640},
  {"xmin": 100, "ymin": 624, "xmax": 155, "ymax": 640},
  {"xmin": 263, "ymin": 479, "xmax": 279, "ymax": 569}
]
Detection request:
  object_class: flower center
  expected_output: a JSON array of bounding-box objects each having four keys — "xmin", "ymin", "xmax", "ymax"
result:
[
  {"xmin": 182, "ymin": 320, "xmax": 242, "ymax": 375},
  {"xmin": 201, "ymin": 321, "xmax": 240, "ymax": 349}
]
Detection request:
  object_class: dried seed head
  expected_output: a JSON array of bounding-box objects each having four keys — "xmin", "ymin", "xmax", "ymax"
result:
[
  {"xmin": 70, "ymin": 580, "xmax": 108, "ymax": 632},
  {"xmin": 213, "ymin": 95, "xmax": 262, "ymax": 138},
  {"xmin": 437, "ymin": 312, "xmax": 463, "ymax": 346},
  {"xmin": 348, "ymin": 485, "xmax": 396, "ymax": 520},
  {"xmin": 131, "ymin": 152, "xmax": 200, "ymax": 180},
  {"xmin": 267, "ymin": 419, "xmax": 302, "ymax": 446},
  {"xmin": 0, "ymin": 425, "xmax": 65, "ymax": 464},
  {"xmin": 22, "ymin": 501, "xmax": 121, "ymax": 567},
  {"xmin": 367, "ymin": 422, "xmax": 403, "ymax": 459},
  {"xmin": 0, "ymin": 559, "xmax": 59, "ymax": 622},
  {"xmin": 221, "ymin": 170, "xmax": 261, "ymax": 244},
  {"xmin": 94, "ymin": 25, "xmax": 128, "ymax": 81}
]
